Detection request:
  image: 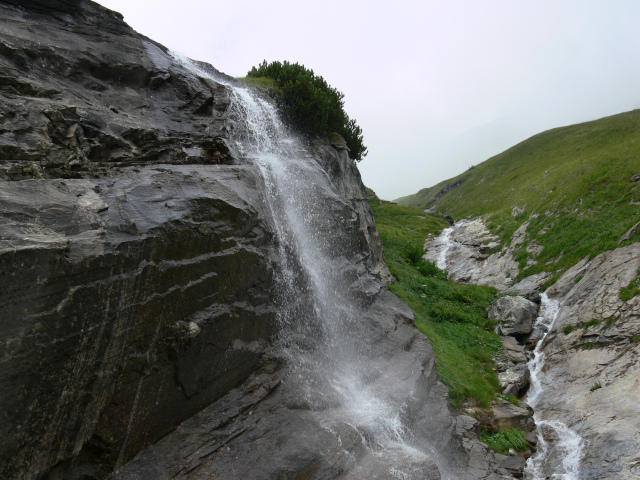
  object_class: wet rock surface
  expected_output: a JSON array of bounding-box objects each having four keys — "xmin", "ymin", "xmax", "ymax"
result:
[
  {"xmin": 0, "ymin": 2, "xmax": 509, "ymax": 479},
  {"xmin": 0, "ymin": 166, "xmax": 275, "ymax": 480}
]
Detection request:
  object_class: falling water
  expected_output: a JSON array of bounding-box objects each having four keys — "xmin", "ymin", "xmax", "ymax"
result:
[
  {"xmin": 435, "ymin": 226, "xmax": 454, "ymax": 271},
  {"xmin": 172, "ymin": 53, "xmax": 443, "ymax": 478},
  {"xmin": 524, "ymin": 294, "xmax": 585, "ymax": 480}
]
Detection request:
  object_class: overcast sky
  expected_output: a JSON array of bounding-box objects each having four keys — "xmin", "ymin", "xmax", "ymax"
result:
[{"xmin": 95, "ymin": 0, "xmax": 640, "ymax": 200}]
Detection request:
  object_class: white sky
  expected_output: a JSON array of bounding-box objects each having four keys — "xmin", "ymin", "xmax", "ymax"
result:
[{"xmin": 95, "ymin": 0, "xmax": 640, "ymax": 200}]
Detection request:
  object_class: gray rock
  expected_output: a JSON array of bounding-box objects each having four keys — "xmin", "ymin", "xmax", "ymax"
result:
[
  {"xmin": 494, "ymin": 452, "xmax": 526, "ymax": 477},
  {"xmin": 498, "ymin": 364, "xmax": 530, "ymax": 396},
  {"xmin": 525, "ymin": 431, "xmax": 538, "ymax": 449},
  {"xmin": 457, "ymin": 415, "xmax": 481, "ymax": 438},
  {"xmin": 503, "ymin": 273, "xmax": 550, "ymax": 303},
  {"xmin": 525, "ymin": 326, "xmax": 545, "ymax": 348},
  {"xmin": 489, "ymin": 296, "xmax": 538, "ymax": 337},
  {"xmin": 489, "ymin": 399, "xmax": 535, "ymax": 433},
  {"xmin": 501, "ymin": 336, "xmax": 528, "ymax": 363}
]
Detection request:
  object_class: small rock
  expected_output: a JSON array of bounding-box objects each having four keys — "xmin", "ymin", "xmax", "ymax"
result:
[
  {"xmin": 456, "ymin": 415, "xmax": 481, "ymax": 438},
  {"xmin": 495, "ymin": 452, "xmax": 526, "ymax": 477},
  {"xmin": 499, "ymin": 364, "xmax": 530, "ymax": 396},
  {"xmin": 501, "ymin": 336, "xmax": 528, "ymax": 363},
  {"xmin": 525, "ymin": 431, "xmax": 538, "ymax": 449}
]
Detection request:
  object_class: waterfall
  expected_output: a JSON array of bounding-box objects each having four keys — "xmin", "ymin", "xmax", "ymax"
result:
[
  {"xmin": 524, "ymin": 294, "xmax": 585, "ymax": 480},
  {"xmin": 171, "ymin": 54, "xmax": 446, "ymax": 478}
]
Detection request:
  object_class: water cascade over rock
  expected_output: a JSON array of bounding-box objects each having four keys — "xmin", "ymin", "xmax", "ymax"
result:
[{"xmin": 0, "ymin": 2, "xmax": 509, "ymax": 479}]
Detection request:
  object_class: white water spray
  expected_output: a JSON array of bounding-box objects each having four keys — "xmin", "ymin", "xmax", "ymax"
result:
[
  {"xmin": 524, "ymin": 294, "xmax": 585, "ymax": 480},
  {"xmin": 171, "ymin": 53, "xmax": 444, "ymax": 477}
]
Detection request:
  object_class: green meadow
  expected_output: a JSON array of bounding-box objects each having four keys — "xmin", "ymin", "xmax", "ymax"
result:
[{"xmin": 397, "ymin": 109, "xmax": 640, "ymax": 285}]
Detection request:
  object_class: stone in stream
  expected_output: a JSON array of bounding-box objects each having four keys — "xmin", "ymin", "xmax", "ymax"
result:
[
  {"xmin": 498, "ymin": 364, "xmax": 530, "ymax": 397},
  {"xmin": 489, "ymin": 296, "xmax": 538, "ymax": 337},
  {"xmin": 501, "ymin": 336, "xmax": 528, "ymax": 364}
]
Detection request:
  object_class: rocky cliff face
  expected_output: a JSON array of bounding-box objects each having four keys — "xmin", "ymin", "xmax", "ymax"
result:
[
  {"xmin": 1, "ymin": 3, "xmax": 273, "ymax": 477},
  {"xmin": 0, "ymin": 2, "xmax": 506, "ymax": 480}
]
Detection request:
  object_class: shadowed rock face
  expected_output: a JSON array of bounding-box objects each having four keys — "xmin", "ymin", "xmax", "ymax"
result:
[
  {"xmin": 0, "ymin": 166, "xmax": 275, "ymax": 479},
  {"xmin": 0, "ymin": 2, "xmax": 508, "ymax": 479}
]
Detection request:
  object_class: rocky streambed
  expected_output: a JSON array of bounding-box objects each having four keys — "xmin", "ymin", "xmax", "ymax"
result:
[{"xmin": 425, "ymin": 218, "xmax": 640, "ymax": 479}]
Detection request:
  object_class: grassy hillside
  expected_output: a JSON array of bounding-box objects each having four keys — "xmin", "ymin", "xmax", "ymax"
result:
[
  {"xmin": 398, "ymin": 109, "xmax": 640, "ymax": 283},
  {"xmin": 369, "ymin": 198, "xmax": 502, "ymax": 406}
]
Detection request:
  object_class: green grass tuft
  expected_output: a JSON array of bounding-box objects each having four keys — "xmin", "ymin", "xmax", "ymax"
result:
[
  {"xmin": 498, "ymin": 394, "xmax": 520, "ymax": 406},
  {"xmin": 620, "ymin": 268, "xmax": 640, "ymax": 301},
  {"xmin": 481, "ymin": 428, "xmax": 528, "ymax": 454}
]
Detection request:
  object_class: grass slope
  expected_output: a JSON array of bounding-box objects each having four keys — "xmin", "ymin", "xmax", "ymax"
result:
[
  {"xmin": 369, "ymin": 198, "xmax": 501, "ymax": 406},
  {"xmin": 397, "ymin": 109, "xmax": 640, "ymax": 284}
]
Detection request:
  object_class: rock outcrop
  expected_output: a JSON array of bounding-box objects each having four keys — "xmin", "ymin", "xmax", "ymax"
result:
[
  {"xmin": 533, "ymin": 243, "xmax": 640, "ymax": 479},
  {"xmin": 0, "ymin": 2, "xmax": 509, "ymax": 479},
  {"xmin": 423, "ymin": 219, "xmax": 520, "ymax": 290}
]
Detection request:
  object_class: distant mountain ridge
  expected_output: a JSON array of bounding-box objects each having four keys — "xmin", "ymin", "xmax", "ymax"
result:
[{"xmin": 397, "ymin": 109, "xmax": 640, "ymax": 284}]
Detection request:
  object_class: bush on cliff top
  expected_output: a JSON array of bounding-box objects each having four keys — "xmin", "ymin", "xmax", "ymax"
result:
[{"xmin": 244, "ymin": 60, "xmax": 367, "ymax": 161}]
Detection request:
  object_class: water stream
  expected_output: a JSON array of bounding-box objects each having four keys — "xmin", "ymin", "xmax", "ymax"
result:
[
  {"xmin": 172, "ymin": 54, "xmax": 446, "ymax": 478},
  {"xmin": 436, "ymin": 226, "xmax": 454, "ymax": 271},
  {"xmin": 432, "ymin": 222, "xmax": 586, "ymax": 478},
  {"xmin": 524, "ymin": 294, "xmax": 586, "ymax": 480}
]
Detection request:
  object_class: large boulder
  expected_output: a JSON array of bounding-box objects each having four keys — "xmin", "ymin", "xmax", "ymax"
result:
[{"xmin": 489, "ymin": 296, "xmax": 538, "ymax": 337}]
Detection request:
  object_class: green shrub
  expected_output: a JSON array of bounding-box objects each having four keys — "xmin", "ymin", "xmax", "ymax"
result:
[
  {"xmin": 581, "ymin": 319, "xmax": 601, "ymax": 328},
  {"xmin": 481, "ymin": 428, "xmax": 528, "ymax": 454},
  {"xmin": 402, "ymin": 244, "xmax": 424, "ymax": 265},
  {"xmin": 245, "ymin": 60, "xmax": 367, "ymax": 161},
  {"xmin": 417, "ymin": 259, "xmax": 448, "ymax": 280},
  {"xmin": 605, "ymin": 316, "xmax": 617, "ymax": 328},
  {"xmin": 563, "ymin": 325, "xmax": 574, "ymax": 335}
]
